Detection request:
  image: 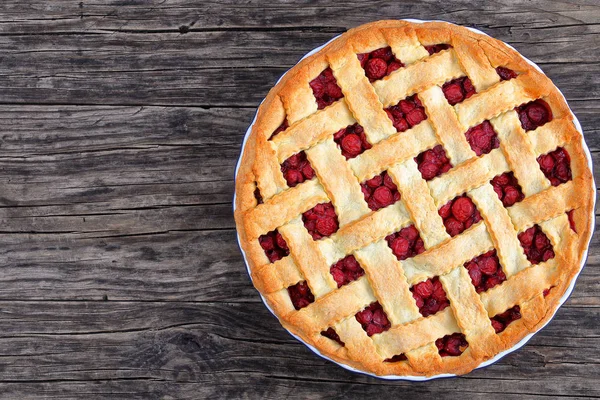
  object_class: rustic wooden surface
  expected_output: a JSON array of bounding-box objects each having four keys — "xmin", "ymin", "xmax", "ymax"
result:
[{"xmin": 0, "ymin": 1, "xmax": 598, "ymax": 399}]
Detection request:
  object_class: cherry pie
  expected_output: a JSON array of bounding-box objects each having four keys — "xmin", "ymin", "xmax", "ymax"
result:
[{"xmin": 234, "ymin": 20, "xmax": 594, "ymax": 376}]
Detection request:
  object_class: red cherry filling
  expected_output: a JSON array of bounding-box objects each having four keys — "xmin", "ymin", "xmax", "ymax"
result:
[
  {"xmin": 254, "ymin": 186, "xmax": 263, "ymax": 204},
  {"xmin": 438, "ymin": 195, "xmax": 482, "ymax": 237},
  {"xmin": 330, "ymin": 255, "xmax": 365, "ymax": 288},
  {"xmin": 442, "ymin": 77, "xmax": 476, "ymax": 106},
  {"xmin": 543, "ymin": 286, "xmax": 554, "ymax": 297},
  {"xmin": 258, "ymin": 229, "xmax": 289, "ymax": 263},
  {"xmin": 355, "ymin": 302, "xmax": 391, "ymax": 336},
  {"xmin": 465, "ymin": 120, "xmax": 500, "ymax": 156},
  {"xmin": 269, "ymin": 118, "xmax": 289, "ymax": 140},
  {"xmin": 361, "ymin": 171, "xmax": 401, "ymax": 211},
  {"xmin": 415, "ymin": 145, "xmax": 452, "ymax": 181},
  {"xmin": 518, "ymin": 225, "xmax": 555, "ymax": 264},
  {"xmin": 491, "ymin": 172, "xmax": 524, "ymax": 208},
  {"xmin": 496, "ymin": 66, "xmax": 518, "ymax": 81},
  {"xmin": 425, "ymin": 44, "xmax": 452, "ymax": 55},
  {"xmin": 357, "ymin": 46, "xmax": 405, "ymax": 81},
  {"xmin": 385, "ymin": 94, "xmax": 427, "ymax": 132},
  {"xmin": 464, "ymin": 250, "xmax": 506, "ymax": 293},
  {"xmin": 490, "ymin": 305, "xmax": 521, "ymax": 334},
  {"xmin": 411, "ymin": 277, "xmax": 449, "ymax": 317},
  {"xmin": 537, "ymin": 147, "xmax": 572, "ymax": 187},
  {"xmin": 321, "ymin": 327, "xmax": 345, "ymax": 346},
  {"xmin": 288, "ymin": 281, "xmax": 314, "ymax": 310},
  {"xmin": 281, "ymin": 151, "xmax": 315, "ymax": 188},
  {"xmin": 516, "ymin": 99, "xmax": 552, "ymax": 131},
  {"xmin": 436, "ymin": 333, "xmax": 469, "ymax": 357},
  {"xmin": 310, "ymin": 67, "xmax": 344, "ymax": 110},
  {"xmin": 384, "ymin": 353, "xmax": 408, "ymax": 362},
  {"xmin": 567, "ymin": 210, "xmax": 577, "ymax": 233},
  {"xmin": 302, "ymin": 202, "xmax": 339, "ymax": 240},
  {"xmin": 333, "ymin": 123, "xmax": 372, "ymax": 159},
  {"xmin": 385, "ymin": 225, "xmax": 425, "ymax": 261}
]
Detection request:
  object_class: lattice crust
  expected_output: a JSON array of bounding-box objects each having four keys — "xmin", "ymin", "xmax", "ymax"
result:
[{"xmin": 234, "ymin": 20, "xmax": 594, "ymax": 376}]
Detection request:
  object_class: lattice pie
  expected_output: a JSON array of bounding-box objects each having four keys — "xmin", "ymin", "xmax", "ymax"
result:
[{"xmin": 234, "ymin": 20, "xmax": 594, "ymax": 376}]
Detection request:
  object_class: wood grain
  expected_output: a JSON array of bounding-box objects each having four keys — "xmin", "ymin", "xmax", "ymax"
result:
[{"xmin": 0, "ymin": 1, "xmax": 598, "ymax": 398}]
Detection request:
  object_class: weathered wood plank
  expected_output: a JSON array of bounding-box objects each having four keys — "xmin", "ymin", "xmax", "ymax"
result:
[
  {"xmin": 0, "ymin": 0, "xmax": 598, "ymax": 34},
  {"xmin": 0, "ymin": 23, "xmax": 595, "ymax": 106},
  {"xmin": 0, "ymin": 301, "xmax": 595, "ymax": 399}
]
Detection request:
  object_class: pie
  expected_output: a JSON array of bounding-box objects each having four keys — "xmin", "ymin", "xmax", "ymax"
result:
[{"xmin": 233, "ymin": 20, "xmax": 594, "ymax": 377}]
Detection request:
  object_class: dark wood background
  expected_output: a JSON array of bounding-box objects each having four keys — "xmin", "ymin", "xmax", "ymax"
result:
[{"xmin": 0, "ymin": 1, "xmax": 598, "ymax": 399}]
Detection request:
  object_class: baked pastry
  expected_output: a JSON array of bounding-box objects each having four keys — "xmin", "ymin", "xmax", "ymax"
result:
[{"xmin": 234, "ymin": 20, "xmax": 594, "ymax": 377}]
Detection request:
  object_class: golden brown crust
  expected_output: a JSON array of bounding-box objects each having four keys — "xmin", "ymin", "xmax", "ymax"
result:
[{"xmin": 233, "ymin": 20, "xmax": 595, "ymax": 377}]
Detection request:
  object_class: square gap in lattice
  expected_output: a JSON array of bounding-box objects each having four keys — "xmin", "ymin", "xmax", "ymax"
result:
[
  {"xmin": 355, "ymin": 302, "xmax": 391, "ymax": 337},
  {"xmin": 537, "ymin": 147, "xmax": 572, "ymax": 187},
  {"xmin": 330, "ymin": 255, "xmax": 365, "ymax": 288},
  {"xmin": 310, "ymin": 67, "xmax": 344, "ymax": 110},
  {"xmin": 491, "ymin": 172, "xmax": 525, "ymax": 208},
  {"xmin": 280, "ymin": 151, "xmax": 316, "ymax": 188},
  {"xmin": 288, "ymin": 281, "xmax": 314, "ymax": 310},
  {"xmin": 361, "ymin": 170, "xmax": 401, "ymax": 211},
  {"xmin": 516, "ymin": 99, "xmax": 552, "ymax": 131},
  {"xmin": 386, "ymin": 225, "xmax": 425, "ymax": 261},
  {"xmin": 302, "ymin": 202, "xmax": 339, "ymax": 240},
  {"xmin": 518, "ymin": 224, "xmax": 555, "ymax": 265},
  {"xmin": 415, "ymin": 145, "xmax": 452, "ymax": 181},
  {"xmin": 333, "ymin": 123, "xmax": 371, "ymax": 159},
  {"xmin": 385, "ymin": 94, "xmax": 427, "ymax": 133},
  {"xmin": 438, "ymin": 194, "xmax": 481, "ymax": 237},
  {"xmin": 358, "ymin": 46, "xmax": 404, "ymax": 82},
  {"xmin": 410, "ymin": 276, "xmax": 450, "ymax": 317},
  {"xmin": 464, "ymin": 249, "xmax": 506, "ymax": 293},
  {"xmin": 258, "ymin": 229, "xmax": 289, "ymax": 263}
]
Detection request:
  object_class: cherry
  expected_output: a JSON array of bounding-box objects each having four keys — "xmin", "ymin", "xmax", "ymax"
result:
[
  {"xmin": 288, "ymin": 281, "xmax": 315, "ymax": 310},
  {"xmin": 258, "ymin": 229, "xmax": 289, "ymax": 263},
  {"xmin": 442, "ymin": 77, "xmax": 476, "ymax": 105},
  {"xmin": 355, "ymin": 302, "xmax": 391, "ymax": 336},
  {"xmin": 385, "ymin": 95, "xmax": 427, "ymax": 132},
  {"xmin": 330, "ymin": 255, "xmax": 365, "ymax": 288},
  {"xmin": 567, "ymin": 210, "xmax": 577, "ymax": 233},
  {"xmin": 439, "ymin": 195, "xmax": 481, "ymax": 237},
  {"xmin": 425, "ymin": 44, "xmax": 452, "ymax": 55},
  {"xmin": 490, "ymin": 305, "xmax": 521, "ymax": 333},
  {"xmin": 415, "ymin": 145, "xmax": 452, "ymax": 181},
  {"xmin": 518, "ymin": 225, "xmax": 555, "ymax": 264},
  {"xmin": 310, "ymin": 67, "xmax": 344, "ymax": 109},
  {"xmin": 321, "ymin": 327, "xmax": 345, "ymax": 346},
  {"xmin": 537, "ymin": 147, "xmax": 572, "ymax": 187},
  {"xmin": 385, "ymin": 225, "xmax": 425, "ymax": 261},
  {"xmin": 411, "ymin": 277, "xmax": 449, "ymax": 317},
  {"xmin": 496, "ymin": 66, "xmax": 517, "ymax": 81},
  {"xmin": 465, "ymin": 120, "xmax": 499, "ymax": 156},
  {"xmin": 490, "ymin": 172, "xmax": 524, "ymax": 207},
  {"xmin": 384, "ymin": 353, "xmax": 408, "ymax": 362},
  {"xmin": 361, "ymin": 171, "xmax": 401, "ymax": 211},
  {"xmin": 269, "ymin": 118, "xmax": 289, "ymax": 140},
  {"xmin": 281, "ymin": 151, "xmax": 315, "ymax": 188},
  {"xmin": 333, "ymin": 123, "xmax": 371, "ymax": 159},
  {"xmin": 358, "ymin": 46, "xmax": 405, "ymax": 81},
  {"xmin": 302, "ymin": 202, "xmax": 339, "ymax": 240},
  {"xmin": 436, "ymin": 333, "xmax": 468, "ymax": 357},
  {"xmin": 516, "ymin": 99, "xmax": 552, "ymax": 131},
  {"xmin": 464, "ymin": 250, "xmax": 506, "ymax": 293}
]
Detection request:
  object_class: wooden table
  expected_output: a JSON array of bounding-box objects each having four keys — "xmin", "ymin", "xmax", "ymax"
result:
[{"xmin": 0, "ymin": 1, "xmax": 598, "ymax": 398}]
